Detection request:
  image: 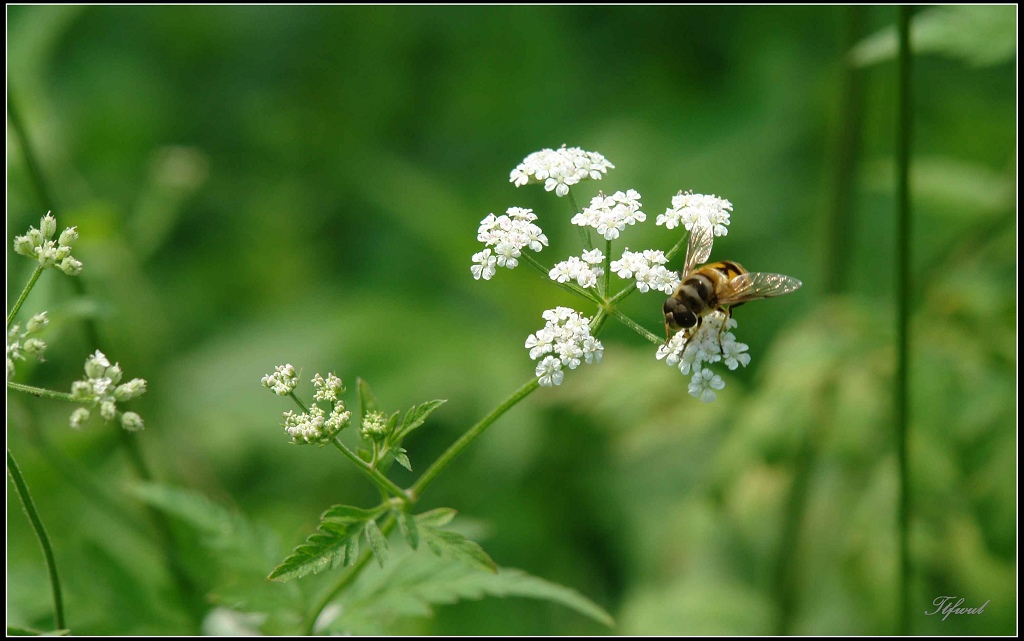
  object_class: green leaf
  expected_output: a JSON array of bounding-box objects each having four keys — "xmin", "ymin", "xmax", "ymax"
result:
[
  {"xmin": 393, "ymin": 448, "xmax": 412, "ymax": 472},
  {"xmin": 323, "ymin": 504, "xmax": 380, "ymax": 524},
  {"xmin": 396, "ymin": 509, "xmax": 419, "ymax": 550},
  {"xmin": 415, "ymin": 507, "xmax": 456, "ymax": 528},
  {"xmin": 850, "ymin": 6, "xmax": 1016, "ymax": 68},
  {"xmin": 268, "ymin": 504, "xmax": 370, "ymax": 582},
  {"xmin": 393, "ymin": 399, "xmax": 446, "ymax": 442},
  {"xmin": 357, "ymin": 378, "xmax": 378, "ymax": 422},
  {"xmin": 364, "ymin": 520, "xmax": 389, "ymax": 568},
  {"xmin": 319, "ymin": 547, "xmax": 614, "ymax": 634},
  {"xmin": 420, "ymin": 525, "xmax": 497, "ymax": 573}
]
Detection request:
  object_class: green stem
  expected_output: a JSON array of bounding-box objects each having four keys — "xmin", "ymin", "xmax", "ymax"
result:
[
  {"xmin": 7, "ymin": 381, "xmax": 77, "ymax": 403},
  {"xmin": 521, "ymin": 252, "xmax": 603, "ymax": 306},
  {"xmin": 409, "ymin": 377, "xmax": 540, "ymax": 499},
  {"xmin": 7, "ymin": 449, "xmax": 65, "ymax": 630},
  {"xmin": 895, "ymin": 5, "xmax": 913, "ymax": 636},
  {"xmin": 602, "ymin": 238, "xmax": 612, "ymax": 297},
  {"xmin": 288, "ymin": 392, "xmax": 309, "ymax": 413},
  {"xmin": 303, "ymin": 514, "xmax": 397, "ymax": 634},
  {"xmin": 331, "ymin": 437, "xmax": 408, "ymax": 501},
  {"xmin": 8, "ymin": 266, "xmax": 45, "ymax": 329},
  {"xmin": 610, "ymin": 308, "xmax": 662, "ymax": 345},
  {"xmin": 664, "ymin": 229, "xmax": 691, "ymax": 262}
]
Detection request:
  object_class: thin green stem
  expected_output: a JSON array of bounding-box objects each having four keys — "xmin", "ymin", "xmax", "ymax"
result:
[
  {"xmin": 409, "ymin": 377, "xmax": 540, "ymax": 499},
  {"xmin": 288, "ymin": 392, "xmax": 309, "ymax": 413},
  {"xmin": 8, "ymin": 266, "xmax": 45, "ymax": 329},
  {"xmin": 7, "ymin": 381, "xmax": 77, "ymax": 403},
  {"xmin": 664, "ymin": 229, "xmax": 691, "ymax": 262},
  {"xmin": 521, "ymin": 252, "xmax": 602, "ymax": 305},
  {"xmin": 330, "ymin": 437, "xmax": 408, "ymax": 501},
  {"xmin": 610, "ymin": 308, "xmax": 662, "ymax": 345},
  {"xmin": 303, "ymin": 514, "xmax": 396, "ymax": 634},
  {"xmin": 607, "ymin": 281, "xmax": 638, "ymax": 307},
  {"xmin": 602, "ymin": 238, "xmax": 612, "ymax": 297},
  {"xmin": 895, "ymin": 5, "xmax": 913, "ymax": 636},
  {"xmin": 8, "ymin": 449, "xmax": 65, "ymax": 631}
]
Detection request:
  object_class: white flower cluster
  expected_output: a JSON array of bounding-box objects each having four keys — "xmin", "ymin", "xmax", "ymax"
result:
[
  {"xmin": 525, "ymin": 307, "xmax": 604, "ymax": 387},
  {"xmin": 509, "ymin": 145, "xmax": 614, "ymax": 197},
  {"xmin": 549, "ymin": 249, "xmax": 604, "ymax": 289},
  {"xmin": 7, "ymin": 312, "xmax": 49, "ymax": 379},
  {"xmin": 571, "ymin": 189, "xmax": 645, "ymax": 240},
  {"xmin": 279, "ymin": 372, "xmax": 352, "ymax": 444},
  {"xmin": 69, "ymin": 350, "xmax": 147, "ymax": 430},
  {"xmin": 13, "ymin": 212, "xmax": 83, "ymax": 276},
  {"xmin": 611, "ymin": 248, "xmax": 681, "ymax": 294},
  {"xmin": 261, "ymin": 364, "xmax": 298, "ymax": 396},
  {"xmin": 655, "ymin": 312, "xmax": 751, "ymax": 402},
  {"xmin": 657, "ymin": 191, "xmax": 732, "ymax": 237},
  {"xmin": 359, "ymin": 410, "xmax": 389, "ymax": 442},
  {"xmin": 471, "ymin": 207, "xmax": 548, "ymax": 281}
]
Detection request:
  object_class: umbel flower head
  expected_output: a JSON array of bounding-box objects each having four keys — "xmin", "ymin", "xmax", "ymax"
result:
[
  {"xmin": 525, "ymin": 307, "xmax": 604, "ymax": 387},
  {"xmin": 471, "ymin": 207, "xmax": 548, "ymax": 281},
  {"xmin": 509, "ymin": 145, "xmax": 614, "ymax": 197},
  {"xmin": 13, "ymin": 212, "xmax": 83, "ymax": 276},
  {"xmin": 69, "ymin": 350, "xmax": 148, "ymax": 430},
  {"xmin": 263, "ymin": 369, "xmax": 352, "ymax": 444},
  {"xmin": 7, "ymin": 312, "xmax": 49, "ymax": 379},
  {"xmin": 657, "ymin": 191, "xmax": 733, "ymax": 237},
  {"xmin": 611, "ymin": 248, "xmax": 680, "ymax": 294},
  {"xmin": 655, "ymin": 312, "xmax": 751, "ymax": 403},
  {"xmin": 571, "ymin": 189, "xmax": 645, "ymax": 240}
]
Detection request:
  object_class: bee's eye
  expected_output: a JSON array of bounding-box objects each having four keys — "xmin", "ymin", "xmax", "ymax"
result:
[
  {"xmin": 663, "ymin": 298, "xmax": 677, "ymax": 314},
  {"xmin": 673, "ymin": 309, "xmax": 697, "ymax": 328}
]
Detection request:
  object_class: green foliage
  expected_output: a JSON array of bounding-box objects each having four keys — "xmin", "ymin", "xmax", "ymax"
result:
[
  {"xmin": 6, "ymin": 627, "xmax": 70, "ymax": 636},
  {"xmin": 851, "ymin": 6, "xmax": 1016, "ymax": 67},
  {"xmin": 318, "ymin": 546, "xmax": 614, "ymax": 634},
  {"xmin": 364, "ymin": 519, "xmax": 390, "ymax": 568},
  {"xmin": 268, "ymin": 504, "xmax": 383, "ymax": 582}
]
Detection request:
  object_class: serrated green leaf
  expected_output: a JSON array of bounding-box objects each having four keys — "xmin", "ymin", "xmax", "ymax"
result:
[
  {"xmin": 364, "ymin": 520, "xmax": 389, "ymax": 568},
  {"xmin": 344, "ymin": 534, "xmax": 360, "ymax": 566},
  {"xmin": 396, "ymin": 509, "xmax": 419, "ymax": 550},
  {"xmin": 322, "ymin": 504, "xmax": 380, "ymax": 524},
  {"xmin": 415, "ymin": 507, "xmax": 456, "ymax": 528},
  {"xmin": 420, "ymin": 526, "xmax": 496, "ymax": 573},
  {"xmin": 393, "ymin": 399, "xmax": 446, "ymax": 442},
  {"xmin": 320, "ymin": 548, "xmax": 614, "ymax": 634},
  {"xmin": 394, "ymin": 449, "xmax": 412, "ymax": 472},
  {"xmin": 357, "ymin": 378, "xmax": 378, "ymax": 422},
  {"xmin": 269, "ymin": 511, "xmax": 366, "ymax": 582}
]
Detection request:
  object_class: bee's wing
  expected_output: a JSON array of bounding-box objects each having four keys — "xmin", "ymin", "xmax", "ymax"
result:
[
  {"xmin": 718, "ymin": 272, "xmax": 803, "ymax": 306},
  {"xmin": 682, "ymin": 223, "xmax": 714, "ymax": 275}
]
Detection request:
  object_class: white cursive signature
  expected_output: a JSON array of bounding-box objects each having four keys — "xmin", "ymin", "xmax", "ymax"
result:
[{"xmin": 925, "ymin": 596, "xmax": 989, "ymax": 621}]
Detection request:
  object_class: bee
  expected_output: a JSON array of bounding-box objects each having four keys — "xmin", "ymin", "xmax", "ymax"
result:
[{"xmin": 663, "ymin": 223, "xmax": 803, "ymax": 344}]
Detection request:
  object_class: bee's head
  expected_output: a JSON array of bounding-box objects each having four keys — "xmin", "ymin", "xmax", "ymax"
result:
[{"xmin": 663, "ymin": 297, "xmax": 697, "ymax": 330}]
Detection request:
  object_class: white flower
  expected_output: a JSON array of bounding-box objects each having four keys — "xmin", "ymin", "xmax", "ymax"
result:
[
  {"xmin": 261, "ymin": 364, "xmax": 298, "ymax": 396},
  {"xmin": 471, "ymin": 207, "xmax": 548, "ymax": 280},
  {"xmin": 6, "ymin": 313, "xmax": 52, "ymax": 379},
  {"xmin": 688, "ymin": 368, "xmax": 725, "ymax": 403},
  {"xmin": 656, "ymin": 311, "xmax": 750, "ymax": 402},
  {"xmin": 526, "ymin": 307, "xmax": 603, "ymax": 386},
  {"xmin": 69, "ymin": 407, "xmax": 90, "ymax": 430},
  {"xmin": 360, "ymin": 410, "xmax": 389, "ymax": 441},
  {"xmin": 509, "ymin": 145, "xmax": 614, "ymax": 196},
  {"xmin": 120, "ymin": 411, "xmax": 144, "ymax": 432},
  {"xmin": 12, "ymin": 212, "xmax": 84, "ymax": 274},
  {"xmin": 571, "ymin": 189, "xmax": 645, "ymax": 240},
  {"xmin": 66, "ymin": 349, "xmax": 147, "ymax": 430},
  {"xmin": 611, "ymin": 248, "xmax": 680, "ymax": 294},
  {"xmin": 313, "ymin": 373, "xmax": 345, "ymax": 403},
  {"xmin": 535, "ymin": 355, "xmax": 564, "ymax": 387},
  {"xmin": 657, "ymin": 191, "xmax": 733, "ymax": 236},
  {"xmin": 471, "ymin": 249, "xmax": 498, "ymax": 281},
  {"xmin": 548, "ymin": 252, "xmax": 604, "ymax": 290}
]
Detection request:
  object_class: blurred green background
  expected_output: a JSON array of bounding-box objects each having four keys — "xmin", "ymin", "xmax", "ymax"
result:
[{"xmin": 6, "ymin": 5, "xmax": 1016, "ymax": 635}]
